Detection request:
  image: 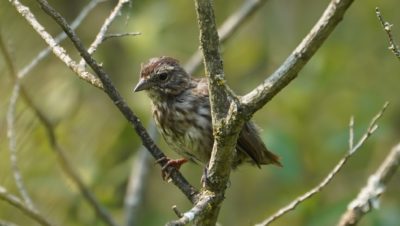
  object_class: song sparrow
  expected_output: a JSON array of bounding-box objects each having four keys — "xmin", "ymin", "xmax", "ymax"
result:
[{"xmin": 133, "ymin": 56, "xmax": 281, "ymax": 174}]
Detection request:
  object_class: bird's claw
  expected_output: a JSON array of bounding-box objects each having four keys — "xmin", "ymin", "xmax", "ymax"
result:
[{"xmin": 156, "ymin": 157, "xmax": 188, "ymax": 180}]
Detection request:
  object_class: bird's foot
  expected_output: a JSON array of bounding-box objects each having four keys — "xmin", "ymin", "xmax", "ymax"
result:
[{"xmin": 156, "ymin": 157, "xmax": 188, "ymax": 180}]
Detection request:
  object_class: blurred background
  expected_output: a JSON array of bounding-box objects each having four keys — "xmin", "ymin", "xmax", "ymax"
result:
[{"xmin": 0, "ymin": 0, "xmax": 399, "ymax": 225}]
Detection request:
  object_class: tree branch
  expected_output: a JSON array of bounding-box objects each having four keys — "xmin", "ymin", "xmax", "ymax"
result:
[
  {"xmin": 194, "ymin": 0, "xmax": 243, "ymax": 186},
  {"xmin": 241, "ymin": 0, "xmax": 355, "ymax": 117},
  {"xmin": 17, "ymin": 0, "xmax": 199, "ymax": 202},
  {"xmin": 337, "ymin": 142, "xmax": 400, "ymax": 226},
  {"xmin": 375, "ymin": 7, "xmax": 400, "ymax": 60},
  {"xmin": 185, "ymin": 0, "xmax": 269, "ymax": 75},
  {"xmin": 256, "ymin": 102, "xmax": 389, "ymax": 226},
  {"xmin": 0, "ymin": 186, "xmax": 54, "ymax": 226}
]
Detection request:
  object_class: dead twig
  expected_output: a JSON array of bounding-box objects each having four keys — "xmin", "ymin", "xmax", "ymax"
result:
[{"xmin": 375, "ymin": 7, "xmax": 400, "ymax": 60}]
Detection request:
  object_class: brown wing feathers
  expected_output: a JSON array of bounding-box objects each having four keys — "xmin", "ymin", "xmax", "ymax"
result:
[{"xmin": 237, "ymin": 122, "xmax": 282, "ymax": 167}]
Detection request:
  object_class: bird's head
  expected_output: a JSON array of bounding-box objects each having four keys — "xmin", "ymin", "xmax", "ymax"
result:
[{"xmin": 133, "ymin": 56, "xmax": 191, "ymax": 97}]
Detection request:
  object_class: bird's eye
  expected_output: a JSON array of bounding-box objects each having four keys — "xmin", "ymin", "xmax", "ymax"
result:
[{"xmin": 158, "ymin": 73, "xmax": 168, "ymax": 81}]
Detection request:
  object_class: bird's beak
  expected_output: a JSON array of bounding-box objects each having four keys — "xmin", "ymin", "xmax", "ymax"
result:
[{"xmin": 133, "ymin": 78, "xmax": 150, "ymax": 92}]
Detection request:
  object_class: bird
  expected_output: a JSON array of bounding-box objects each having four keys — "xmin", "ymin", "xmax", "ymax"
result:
[{"xmin": 133, "ymin": 56, "xmax": 281, "ymax": 177}]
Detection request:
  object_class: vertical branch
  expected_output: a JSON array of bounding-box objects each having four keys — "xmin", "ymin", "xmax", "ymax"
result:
[
  {"xmin": 194, "ymin": 0, "xmax": 243, "ymax": 192},
  {"xmin": 194, "ymin": 0, "xmax": 228, "ymax": 120}
]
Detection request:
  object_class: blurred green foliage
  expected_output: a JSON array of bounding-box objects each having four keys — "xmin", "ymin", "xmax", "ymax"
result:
[{"xmin": 0, "ymin": 0, "xmax": 399, "ymax": 225}]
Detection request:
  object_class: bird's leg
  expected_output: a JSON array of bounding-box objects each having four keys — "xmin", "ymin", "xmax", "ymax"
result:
[{"xmin": 156, "ymin": 157, "xmax": 188, "ymax": 180}]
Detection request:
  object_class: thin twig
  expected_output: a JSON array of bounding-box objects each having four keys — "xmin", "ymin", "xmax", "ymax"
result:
[
  {"xmin": 172, "ymin": 205, "xmax": 183, "ymax": 218},
  {"xmin": 256, "ymin": 102, "xmax": 389, "ymax": 226},
  {"xmin": 375, "ymin": 7, "xmax": 400, "ymax": 60},
  {"xmin": 124, "ymin": 122, "xmax": 156, "ymax": 226},
  {"xmin": 30, "ymin": 0, "xmax": 199, "ymax": 202},
  {"xmin": 8, "ymin": 0, "xmax": 103, "ymax": 89},
  {"xmin": 0, "ymin": 34, "xmax": 118, "ymax": 226},
  {"xmin": 0, "ymin": 186, "xmax": 54, "ymax": 226},
  {"xmin": 0, "ymin": 35, "xmax": 36, "ymax": 211},
  {"xmin": 337, "ymin": 142, "xmax": 400, "ymax": 226},
  {"xmin": 103, "ymin": 32, "xmax": 141, "ymax": 42},
  {"xmin": 185, "ymin": 0, "xmax": 269, "ymax": 74},
  {"xmin": 19, "ymin": 0, "xmax": 103, "ymax": 79},
  {"xmin": 79, "ymin": 0, "xmax": 130, "ymax": 66}
]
